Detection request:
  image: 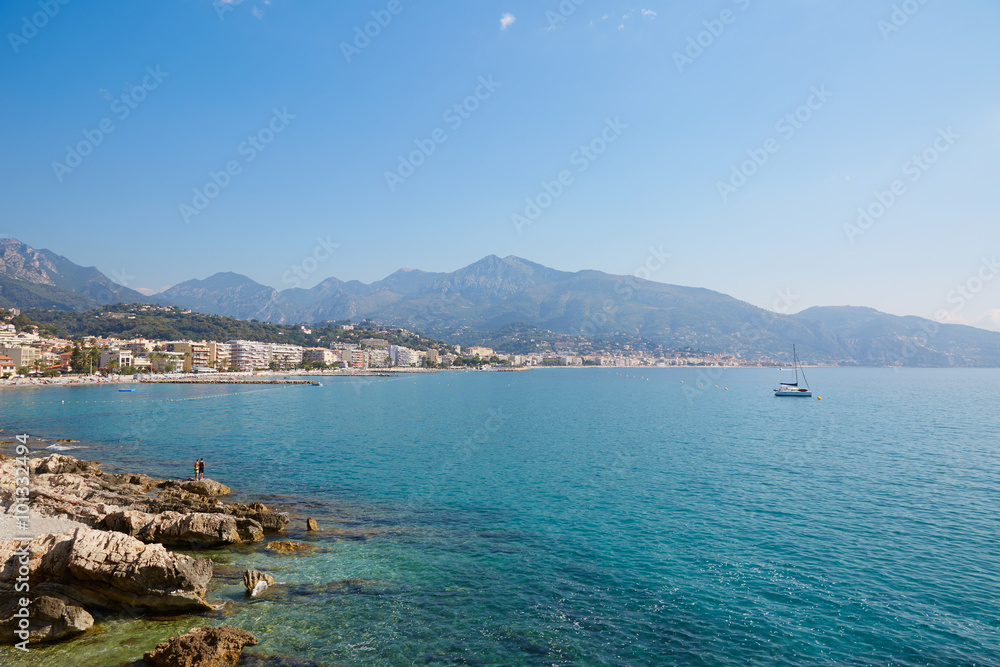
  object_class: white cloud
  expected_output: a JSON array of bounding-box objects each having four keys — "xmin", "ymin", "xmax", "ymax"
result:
[
  {"xmin": 977, "ymin": 308, "xmax": 1000, "ymax": 331},
  {"xmin": 251, "ymin": 5, "xmax": 263, "ymax": 19},
  {"xmin": 936, "ymin": 308, "xmax": 1000, "ymax": 332},
  {"xmin": 135, "ymin": 286, "xmax": 171, "ymax": 296},
  {"xmin": 642, "ymin": 9, "xmax": 657, "ymax": 18},
  {"xmin": 500, "ymin": 13, "xmax": 516, "ymax": 30}
]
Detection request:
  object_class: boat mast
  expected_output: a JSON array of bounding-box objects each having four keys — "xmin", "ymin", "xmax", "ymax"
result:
[
  {"xmin": 795, "ymin": 345, "xmax": 810, "ymax": 389},
  {"xmin": 793, "ymin": 345, "xmax": 799, "ymax": 385}
]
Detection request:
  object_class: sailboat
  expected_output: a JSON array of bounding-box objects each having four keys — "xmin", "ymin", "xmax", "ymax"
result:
[{"xmin": 774, "ymin": 345, "xmax": 812, "ymax": 397}]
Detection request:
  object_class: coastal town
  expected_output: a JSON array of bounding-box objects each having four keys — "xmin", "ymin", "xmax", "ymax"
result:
[{"xmin": 0, "ymin": 307, "xmax": 763, "ymax": 380}]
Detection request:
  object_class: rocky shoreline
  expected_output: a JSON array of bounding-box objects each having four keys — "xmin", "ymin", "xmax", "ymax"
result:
[{"xmin": 0, "ymin": 452, "xmax": 302, "ymax": 665}]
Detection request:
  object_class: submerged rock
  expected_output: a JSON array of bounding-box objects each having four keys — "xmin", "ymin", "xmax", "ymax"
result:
[
  {"xmin": 263, "ymin": 540, "xmax": 312, "ymax": 554},
  {"xmin": 243, "ymin": 570, "xmax": 275, "ymax": 597},
  {"xmin": 142, "ymin": 625, "xmax": 259, "ymax": 667},
  {"xmin": 305, "ymin": 518, "xmax": 318, "ymax": 531},
  {"xmin": 240, "ymin": 655, "xmax": 324, "ymax": 667}
]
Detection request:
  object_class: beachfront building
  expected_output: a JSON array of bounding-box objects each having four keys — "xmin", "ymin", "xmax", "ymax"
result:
[
  {"xmin": 163, "ymin": 342, "xmax": 210, "ymax": 372},
  {"xmin": 360, "ymin": 338, "xmax": 389, "ymax": 349},
  {"xmin": 388, "ymin": 345, "xmax": 414, "ymax": 366},
  {"xmin": 368, "ymin": 348, "xmax": 390, "ymax": 368},
  {"xmin": 0, "ymin": 345, "xmax": 42, "ymax": 369},
  {"xmin": 0, "ymin": 355, "xmax": 15, "ymax": 375},
  {"xmin": 0, "ymin": 325, "xmax": 18, "ymax": 346},
  {"xmin": 207, "ymin": 341, "xmax": 230, "ymax": 369},
  {"xmin": 151, "ymin": 352, "xmax": 185, "ymax": 373},
  {"xmin": 269, "ymin": 343, "xmax": 303, "ymax": 369},
  {"xmin": 227, "ymin": 340, "xmax": 271, "ymax": 371},
  {"xmin": 331, "ymin": 343, "xmax": 363, "ymax": 367},
  {"xmin": 466, "ymin": 346, "xmax": 495, "ymax": 359},
  {"xmin": 303, "ymin": 347, "xmax": 338, "ymax": 366},
  {"xmin": 99, "ymin": 348, "xmax": 133, "ymax": 370}
]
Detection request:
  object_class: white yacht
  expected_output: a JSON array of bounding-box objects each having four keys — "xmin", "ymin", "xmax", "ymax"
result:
[{"xmin": 774, "ymin": 345, "xmax": 812, "ymax": 397}]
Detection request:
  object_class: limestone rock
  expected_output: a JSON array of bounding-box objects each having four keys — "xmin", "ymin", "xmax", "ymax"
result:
[
  {"xmin": 233, "ymin": 517, "xmax": 265, "ymax": 542},
  {"xmin": 242, "ymin": 570, "xmax": 274, "ymax": 597},
  {"xmin": 102, "ymin": 510, "xmax": 257, "ymax": 547},
  {"xmin": 244, "ymin": 510, "xmax": 289, "ymax": 533},
  {"xmin": 224, "ymin": 503, "xmax": 289, "ymax": 534},
  {"xmin": 0, "ymin": 595, "xmax": 93, "ymax": 643},
  {"xmin": 263, "ymin": 540, "xmax": 312, "ymax": 554},
  {"xmin": 179, "ymin": 479, "xmax": 232, "ymax": 497},
  {"xmin": 136, "ymin": 512, "xmax": 241, "ymax": 547},
  {"xmin": 102, "ymin": 509, "xmax": 154, "ymax": 536},
  {"xmin": 142, "ymin": 625, "xmax": 259, "ymax": 667},
  {"xmin": 0, "ymin": 527, "xmax": 213, "ymax": 613},
  {"xmin": 305, "ymin": 518, "xmax": 318, "ymax": 531},
  {"xmin": 32, "ymin": 453, "xmax": 102, "ymax": 476}
]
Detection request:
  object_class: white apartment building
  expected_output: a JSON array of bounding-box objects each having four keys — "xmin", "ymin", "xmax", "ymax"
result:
[
  {"xmin": 368, "ymin": 348, "xmax": 390, "ymax": 367},
  {"xmin": 269, "ymin": 343, "xmax": 303, "ymax": 369},
  {"xmin": 227, "ymin": 340, "xmax": 271, "ymax": 371}
]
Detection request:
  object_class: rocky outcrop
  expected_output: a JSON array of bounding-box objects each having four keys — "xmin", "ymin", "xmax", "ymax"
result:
[
  {"xmin": 142, "ymin": 625, "xmax": 259, "ymax": 667},
  {"xmin": 0, "ymin": 595, "xmax": 93, "ymax": 643},
  {"xmin": 0, "ymin": 454, "xmax": 287, "ymax": 544},
  {"xmin": 102, "ymin": 510, "xmax": 260, "ymax": 547},
  {"xmin": 0, "ymin": 452, "xmax": 294, "ymax": 651},
  {"xmin": 160, "ymin": 479, "xmax": 233, "ymax": 497},
  {"xmin": 0, "ymin": 527, "xmax": 213, "ymax": 613},
  {"xmin": 306, "ymin": 518, "xmax": 318, "ymax": 531},
  {"xmin": 243, "ymin": 570, "xmax": 274, "ymax": 597},
  {"xmin": 34, "ymin": 453, "xmax": 102, "ymax": 476}
]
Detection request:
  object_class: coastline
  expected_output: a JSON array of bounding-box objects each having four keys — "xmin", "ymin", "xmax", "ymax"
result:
[{"xmin": 0, "ymin": 448, "xmax": 311, "ymax": 664}]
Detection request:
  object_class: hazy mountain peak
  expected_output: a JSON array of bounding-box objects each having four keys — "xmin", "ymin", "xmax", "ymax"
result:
[{"xmin": 0, "ymin": 237, "xmax": 150, "ymax": 308}]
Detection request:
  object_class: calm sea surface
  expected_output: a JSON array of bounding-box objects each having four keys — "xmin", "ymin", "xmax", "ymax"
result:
[{"xmin": 2, "ymin": 368, "xmax": 999, "ymax": 666}]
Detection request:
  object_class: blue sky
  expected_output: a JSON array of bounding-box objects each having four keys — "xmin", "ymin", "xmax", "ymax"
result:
[{"xmin": 2, "ymin": 0, "xmax": 999, "ymax": 329}]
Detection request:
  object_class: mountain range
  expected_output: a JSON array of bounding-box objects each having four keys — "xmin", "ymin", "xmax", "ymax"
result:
[{"xmin": 2, "ymin": 238, "xmax": 998, "ymax": 366}]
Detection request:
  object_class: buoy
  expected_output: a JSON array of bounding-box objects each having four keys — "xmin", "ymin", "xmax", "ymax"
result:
[
  {"xmin": 724, "ymin": 388, "xmax": 728, "ymax": 391},
  {"xmin": 817, "ymin": 397, "xmax": 822, "ymax": 401}
]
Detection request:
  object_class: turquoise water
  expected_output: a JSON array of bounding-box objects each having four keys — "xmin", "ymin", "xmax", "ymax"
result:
[{"xmin": 2, "ymin": 368, "xmax": 1000, "ymax": 665}]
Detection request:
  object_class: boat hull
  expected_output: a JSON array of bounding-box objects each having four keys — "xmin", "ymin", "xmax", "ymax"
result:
[{"xmin": 774, "ymin": 390, "xmax": 812, "ymax": 397}]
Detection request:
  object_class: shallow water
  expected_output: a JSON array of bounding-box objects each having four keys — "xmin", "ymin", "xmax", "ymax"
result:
[{"xmin": 2, "ymin": 368, "xmax": 999, "ymax": 665}]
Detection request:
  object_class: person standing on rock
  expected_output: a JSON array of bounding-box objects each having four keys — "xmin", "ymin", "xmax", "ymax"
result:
[
  {"xmin": 193, "ymin": 458, "xmax": 199, "ymax": 480},
  {"xmin": 198, "ymin": 458, "xmax": 205, "ymax": 480}
]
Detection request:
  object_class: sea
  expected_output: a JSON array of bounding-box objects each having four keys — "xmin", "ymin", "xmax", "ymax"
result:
[{"xmin": 2, "ymin": 367, "xmax": 999, "ymax": 666}]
